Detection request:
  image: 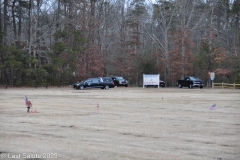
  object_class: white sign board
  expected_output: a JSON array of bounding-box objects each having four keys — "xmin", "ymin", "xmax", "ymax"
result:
[
  {"xmin": 143, "ymin": 74, "xmax": 160, "ymax": 88},
  {"xmin": 210, "ymin": 72, "xmax": 215, "ymax": 81}
]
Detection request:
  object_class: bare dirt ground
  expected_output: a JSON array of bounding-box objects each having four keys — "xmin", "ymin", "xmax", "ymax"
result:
[{"xmin": 0, "ymin": 86, "xmax": 240, "ymax": 160}]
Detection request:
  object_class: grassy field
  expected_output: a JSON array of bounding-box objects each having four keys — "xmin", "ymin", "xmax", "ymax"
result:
[{"xmin": 0, "ymin": 87, "xmax": 240, "ymax": 160}]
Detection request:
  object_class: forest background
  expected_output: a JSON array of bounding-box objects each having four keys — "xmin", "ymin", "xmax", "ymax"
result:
[{"xmin": 0, "ymin": 0, "xmax": 239, "ymax": 87}]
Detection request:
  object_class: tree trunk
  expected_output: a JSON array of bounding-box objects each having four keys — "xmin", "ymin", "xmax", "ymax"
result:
[
  {"xmin": 3, "ymin": 0, "xmax": 9, "ymax": 85},
  {"xmin": 29, "ymin": 0, "xmax": 33, "ymax": 56},
  {"xmin": 3, "ymin": 0, "xmax": 8, "ymax": 45},
  {"xmin": 12, "ymin": 0, "xmax": 17, "ymax": 39},
  {"xmin": 18, "ymin": 4, "xmax": 22, "ymax": 39},
  {"xmin": 89, "ymin": 0, "xmax": 96, "ymax": 44},
  {"xmin": 0, "ymin": 0, "xmax": 2, "ymax": 83}
]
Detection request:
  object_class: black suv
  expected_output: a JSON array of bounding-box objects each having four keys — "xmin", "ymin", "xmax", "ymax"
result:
[
  {"xmin": 74, "ymin": 77, "xmax": 114, "ymax": 90},
  {"xmin": 177, "ymin": 76, "xmax": 204, "ymax": 89},
  {"xmin": 111, "ymin": 76, "xmax": 128, "ymax": 87}
]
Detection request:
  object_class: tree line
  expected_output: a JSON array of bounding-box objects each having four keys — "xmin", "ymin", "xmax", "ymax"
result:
[{"xmin": 0, "ymin": 0, "xmax": 239, "ymax": 87}]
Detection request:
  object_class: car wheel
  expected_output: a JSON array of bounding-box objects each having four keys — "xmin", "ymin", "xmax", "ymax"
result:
[
  {"xmin": 200, "ymin": 86, "xmax": 203, "ymax": 89},
  {"xmin": 162, "ymin": 85, "xmax": 165, "ymax": 87},
  {"xmin": 178, "ymin": 84, "xmax": 182, "ymax": 88},
  {"xmin": 105, "ymin": 85, "xmax": 109, "ymax": 90},
  {"xmin": 189, "ymin": 84, "xmax": 193, "ymax": 89},
  {"xmin": 80, "ymin": 86, "xmax": 84, "ymax": 90},
  {"xmin": 125, "ymin": 84, "xmax": 128, "ymax": 87}
]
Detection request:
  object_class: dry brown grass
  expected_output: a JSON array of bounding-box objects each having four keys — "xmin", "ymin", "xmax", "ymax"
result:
[{"xmin": 0, "ymin": 87, "xmax": 240, "ymax": 160}]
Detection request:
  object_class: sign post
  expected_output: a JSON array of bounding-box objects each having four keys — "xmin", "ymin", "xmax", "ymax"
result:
[
  {"xmin": 210, "ymin": 72, "xmax": 215, "ymax": 88},
  {"xmin": 208, "ymin": 70, "xmax": 210, "ymax": 87}
]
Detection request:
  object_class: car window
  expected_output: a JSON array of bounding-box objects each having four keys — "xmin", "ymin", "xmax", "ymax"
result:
[
  {"xmin": 190, "ymin": 77, "xmax": 197, "ymax": 81},
  {"xmin": 103, "ymin": 77, "xmax": 112, "ymax": 82},
  {"xmin": 92, "ymin": 78, "xmax": 100, "ymax": 83},
  {"xmin": 85, "ymin": 80, "xmax": 92, "ymax": 83},
  {"xmin": 116, "ymin": 77, "xmax": 124, "ymax": 80}
]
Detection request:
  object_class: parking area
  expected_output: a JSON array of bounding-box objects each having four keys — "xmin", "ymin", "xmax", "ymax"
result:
[{"xmin": 0, "ymin": 87, "xmax": 240, "ymax": 160}]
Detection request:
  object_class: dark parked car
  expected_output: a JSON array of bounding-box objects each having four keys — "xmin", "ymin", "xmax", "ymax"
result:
[
  {"xmin": 73, "ymin": 82, "xmax": 79, "ymax": 89},
  {"xmin": 74, "ymin": 77, "xmax": 114, "ymax": 90},
  {"xmin": 111, "ymin": 76, "xmax": 128, "ymax": 87},
  {"xmin": 159, "ymin": 80, "xmax": 165, "ymax": 87},
  {"xmin": 144, "ymin": 80, "xmax": 165, "ymax": 88},
  {"xmin": 177, "ymin": 76, "xmax": 204, "ymax": 89}
]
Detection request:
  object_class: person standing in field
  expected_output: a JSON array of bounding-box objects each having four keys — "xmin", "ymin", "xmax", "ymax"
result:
[{"xmin": 25, "ymin": 96, "xmax": 32, "ymax": 113}]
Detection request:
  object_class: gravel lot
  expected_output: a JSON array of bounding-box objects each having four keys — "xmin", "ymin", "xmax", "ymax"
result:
[{"xmin": 0, "ymin": 86, "xmax": 240, "ymax": 160}]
